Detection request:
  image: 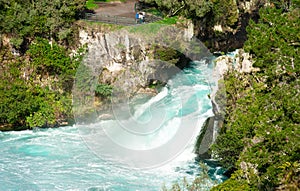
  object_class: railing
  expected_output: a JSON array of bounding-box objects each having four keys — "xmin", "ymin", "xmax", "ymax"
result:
[
  {"xmin": 84, "ymin": 13, "xmax": 136, "ymax": 26},
  {"xmin": 84, "ymin": 13, "xmax": 162, "ymax": 26}
]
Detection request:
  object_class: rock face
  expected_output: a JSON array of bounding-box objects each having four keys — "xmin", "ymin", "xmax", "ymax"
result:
[
  {"xmin": 78, "ymin": 27, "xmax": 193, "ymax": 97},
  {"xmin": 79, "ymin": 29, "xmax": 152, "ymax": 97},
  {"xmin": 235, "ymin": 50, "xmax": 260, "ymax": 73},
  {"xmin": 74, "ymin": 24, "xmax": 209, "ymax": 121},
  {"xmin": 214, "ymin": 49, "xmax": 260, "ymax": 76},
  {"xmin": 194, "ymin": 116, "xmax": 215, "ymax": 159}
]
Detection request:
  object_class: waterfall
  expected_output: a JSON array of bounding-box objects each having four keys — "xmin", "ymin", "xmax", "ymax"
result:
[{"xmin": 0, "ymin": 58, "xmax": 227, "ymax": 191}]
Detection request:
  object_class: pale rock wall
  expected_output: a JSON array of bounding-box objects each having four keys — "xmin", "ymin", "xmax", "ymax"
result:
[
  {"xmin": 79, "ymin": 29, "xmax": 156, "ymax": 97},
  {"xmin": 75, "ymin": 25, "xmax": 199, "ymax": 121},
  {"xmin": 77, "ymin": 24, "xmax": 199, "ymax": 99}
]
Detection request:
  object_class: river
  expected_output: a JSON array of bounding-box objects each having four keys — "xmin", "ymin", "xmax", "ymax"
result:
[{"xmin": 0, "ymin": 59, "xmax": 227, "ymax": 190}]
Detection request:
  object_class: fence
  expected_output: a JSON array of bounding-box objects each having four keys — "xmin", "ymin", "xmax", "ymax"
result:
[
  {"xmin": 84, "ymin": 13, "xmax": 136, "ymax": 26},
  {"xmin": 84, "ymin": 13, "xmax": 162, "ymax": 26}
]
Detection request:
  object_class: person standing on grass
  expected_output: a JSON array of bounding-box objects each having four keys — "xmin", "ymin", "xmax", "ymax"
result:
[
  {"xmin": 141, "ymin": 11, "xmax": 145, "ymax": 23},
  {"xmin": 139, "ymin": 12, "xmax": 145, "ymax": 24},
  {"xmin": 138, "ymin": 12, "xmax": 143, "ymax": 24},
  {"xmin": 135, "ymin": 12, "xmax": 139, "ymax": 23}
]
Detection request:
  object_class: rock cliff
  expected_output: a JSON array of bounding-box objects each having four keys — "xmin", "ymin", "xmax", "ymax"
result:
[{"xmin": 73, "ymin": 23, "xmax": 209, "ymax": 122}]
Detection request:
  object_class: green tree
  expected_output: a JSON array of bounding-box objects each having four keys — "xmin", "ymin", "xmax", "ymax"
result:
[
  {"xmin": 143, "ymin": 0, "xmax": 238, "ymax": 26},
  {"xmin": 28, "ymin": 38, "xmax": 75, "ymax": 75},
  {"xmin": 0, "ymin": 0, "xmax": 85, "ymax": 48}
]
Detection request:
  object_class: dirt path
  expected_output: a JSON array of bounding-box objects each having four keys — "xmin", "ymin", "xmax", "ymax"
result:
[{"xmin": 94, "ymin": 0, "xmax": 137, "ymax": 18}]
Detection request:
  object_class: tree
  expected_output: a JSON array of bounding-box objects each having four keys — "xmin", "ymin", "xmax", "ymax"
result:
[
  {"xmin": 0, "ymin": 0, "xmax": 85, "ymax": 48},
  {"xmin": 143, "ymin": 0, "xmax": 239, "ymax": 26}
]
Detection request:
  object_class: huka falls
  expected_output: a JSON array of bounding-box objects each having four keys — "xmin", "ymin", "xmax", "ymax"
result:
[
  {"xmin": 0, "ymin": 57, "xmax": 227, "ymax": 191},
  {"xmin": 1, "ymin": 0, "xmax": 299, "ymax": 190},
  {"xmin": 1, "ymin": 24, "xmax": 228, "ymax": 190}
]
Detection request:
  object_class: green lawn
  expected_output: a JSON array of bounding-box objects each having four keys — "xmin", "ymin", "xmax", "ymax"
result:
[
  {"xmin": 86, "ymin": 0, "xmax": 127, "ymax": 10},
  {"xmin": 95, "ymin": 0, "xmax": 126, "ymax": 2},
  {"xmin": 86, "ymin": 0, "xmax": 98, "ymax": 9}
]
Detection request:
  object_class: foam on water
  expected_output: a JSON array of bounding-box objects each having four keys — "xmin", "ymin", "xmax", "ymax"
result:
[{"xmin": 0, "ymin": 60, "xmax": 227, "ymax": 190}]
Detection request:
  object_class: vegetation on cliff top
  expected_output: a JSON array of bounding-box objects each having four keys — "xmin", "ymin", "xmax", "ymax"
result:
[{"xmin": 0, "ymin": 0, "xmax": 85, "ymax": 49}]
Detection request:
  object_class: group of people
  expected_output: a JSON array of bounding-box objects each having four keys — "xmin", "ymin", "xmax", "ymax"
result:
[{"xmin": 135, "ymin": 12, "xmax": 145, "ymax": 24}]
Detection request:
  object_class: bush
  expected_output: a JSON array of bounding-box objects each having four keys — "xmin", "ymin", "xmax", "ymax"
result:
[
  {"xmin": 95, "ymin": 84, "xmax": 113, "ymax": 98},
  {"xmin": 0, "ymin": 37, "xmax": 82, "ymax": 129}
]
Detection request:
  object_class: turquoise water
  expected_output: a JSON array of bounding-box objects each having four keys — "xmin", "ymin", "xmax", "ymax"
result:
[{"xmin": 0, "ymin": 61, "xmax": 226, "ymax": 190}]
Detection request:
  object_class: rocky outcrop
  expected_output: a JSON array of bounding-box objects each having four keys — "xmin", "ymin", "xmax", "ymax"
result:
[
  {"xmin": 214, "ymin": 49, "xmax": 260, "ymax": 75},
  {"xmin": 234, "ymin": 50, "xmax": 260, "ymax": 73},
  {"xmin": 194, "ymin": 116, "xmax": 215, "ymax": 159},
  {"xmin": 74, "ymin": 24, "xmax": 207, "ymax": 122},
  {"xmin": 77, "ymin": 26, "xmax": 194, "ymax": 96}
]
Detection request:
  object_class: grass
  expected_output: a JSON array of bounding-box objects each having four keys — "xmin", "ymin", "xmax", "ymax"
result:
[
  {"xmin": 155, "ymin": 16, "xmax": 178, "ymax": 25},
  {"xmin": 86, "ymin": 0, "xmax": 98, "ymax": 9},
  {"xmin": 77, "ymin": 20, "xmax": 124, "ymax": 32},
  {"xmin": 126, "ymin": 16, "xmax": 178, "ymax": 37},
  {"xmin": 86, "ymin": 0, "xmax": 127, "ymax": 10},
  {"xmin": 127, "ymin": 23, "xmax": 163, "ymax": 36},
  {"xmin": 94, "ymin": 0, "xmax": 127, "ymax": 2}
]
